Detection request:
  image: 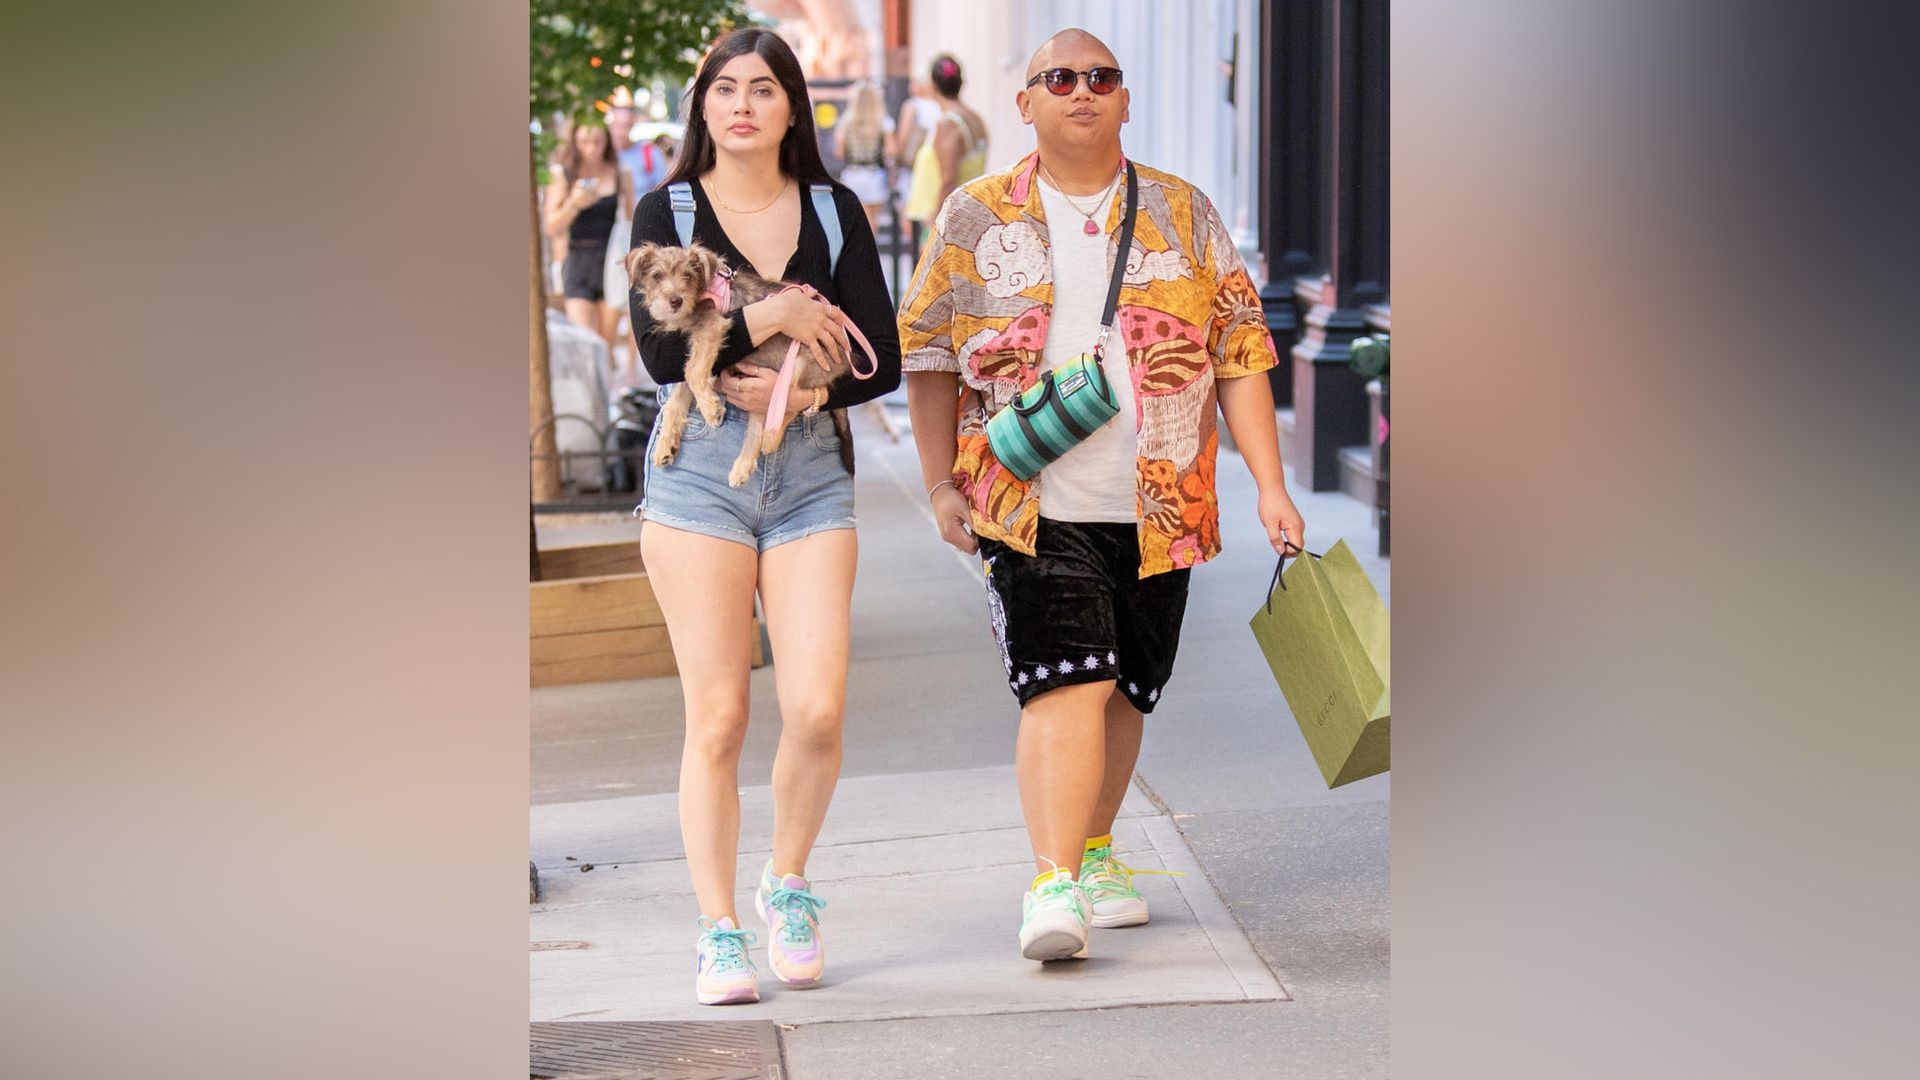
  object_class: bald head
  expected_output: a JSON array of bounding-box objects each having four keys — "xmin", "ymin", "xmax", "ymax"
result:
[{"xmin": 1026, "ymin": 28, "xmax": 1118, "ymax": 80}]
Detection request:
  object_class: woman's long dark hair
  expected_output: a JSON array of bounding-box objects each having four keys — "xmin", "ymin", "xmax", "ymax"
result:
[{"xmin": 662, "ymin": 27, "xmax": 833, "ymax": 188}]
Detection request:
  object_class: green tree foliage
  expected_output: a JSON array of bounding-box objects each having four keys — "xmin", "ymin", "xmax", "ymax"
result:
[
  {"xmin": 527, "ymin": 1, "xmax": 747, "ymax": 502},
  {"xmin": 530, "ymin": 0, "xmax": 749, "ymax": 125}
]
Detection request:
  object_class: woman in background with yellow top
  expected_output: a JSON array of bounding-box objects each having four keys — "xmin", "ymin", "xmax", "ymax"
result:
[{"xmin": 903, "ymin": 54, "xmax": 989, "ymax": 241}]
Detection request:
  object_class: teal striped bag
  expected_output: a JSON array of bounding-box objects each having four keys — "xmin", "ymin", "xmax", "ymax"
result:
[
  {"xmin": 986, "ymin": 162, "xmax": 1138, "ymax": 482},
  {"xmin": 987, "ymin": 355, "xmax": 1120, "ymax": 480}
]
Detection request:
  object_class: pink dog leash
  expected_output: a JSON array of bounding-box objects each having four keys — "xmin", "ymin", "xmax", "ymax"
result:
[{"xmin": 762, "ymin": 284, "xmax": 878, "ymax": 434}]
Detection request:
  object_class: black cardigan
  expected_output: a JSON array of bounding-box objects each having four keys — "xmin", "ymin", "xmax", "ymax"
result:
[{"xmin": 628, "ymin": 179, "xmax": 902, "ymax": 411}]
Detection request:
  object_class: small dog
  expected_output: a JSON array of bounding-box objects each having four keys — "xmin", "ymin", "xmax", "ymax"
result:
[{"xmin": 626, "ymin": 242, "xmax": 856, "ymax": 486}]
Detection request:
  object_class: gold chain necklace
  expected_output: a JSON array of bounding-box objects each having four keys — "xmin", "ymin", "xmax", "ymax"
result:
[
  {"xmin": 1038, "ymin": 162, "xmax": 1121, "ymax": 235},
  {"xmin": 710, "ymin": 178, "xmax": 790, "ymax": 215}
]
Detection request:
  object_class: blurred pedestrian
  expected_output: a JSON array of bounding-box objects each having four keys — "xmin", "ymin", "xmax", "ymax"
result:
[
  {"xmin": 543, "ymin": 118, "xmax": 575, "ymax": 297},
  {"xmin": 833, "ymin": 83, "xmax": 905, "ymax": 440},
  {"xmin": 832, "ymin": 83, "xmax": 892, "ymax": 231},
  {"xmin": 544, "ymin": 121, "xmax": 635, "ymax": 359},
  {"xmin": 890, "ymin": 79, "xmax": 939, "ymax": 265},
  {"xmin": 646, "ymin": 132, "xmax": 678, "ymax": 192},
  {"xmin": 902, "ymin": 55, "xmax": 988, "ymax": 250},
  {"xmin": 889, "ymin": 78, "xmax": 939, "ymax": 197},
  {"xmin": 610, "ymin": 105, "xmax": 651, "ymax": 191}
]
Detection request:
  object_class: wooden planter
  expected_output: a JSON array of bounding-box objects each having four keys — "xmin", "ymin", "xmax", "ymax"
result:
[{"xmin": 531, "ymin": 540, "xmax": 765, "ymax": 687}]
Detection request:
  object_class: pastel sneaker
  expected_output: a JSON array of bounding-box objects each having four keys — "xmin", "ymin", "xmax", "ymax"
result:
[
  {"xmin": 754, "ymin": 860, "xmax": 827, "ymax": 987},
  {"xmin": 694, "ymin": 916, "xmax": 760, "ymax": 1006},
  {"xmin": 1019, "ymin": 867, "xmax": 1090, "ymax": 962},
  {"xmin": 1080, "ymin": 840, "xmax": 1183, "ymax": 929}
]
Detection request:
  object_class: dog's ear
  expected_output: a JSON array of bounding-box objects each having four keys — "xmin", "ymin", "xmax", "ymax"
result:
[
  {"xmin": 625, "ymin": 245, "xmax": 657, "ymax": 282},
  {"xmin": 690, "ymin": 245, "xmax": 721, "ymax": 284}
]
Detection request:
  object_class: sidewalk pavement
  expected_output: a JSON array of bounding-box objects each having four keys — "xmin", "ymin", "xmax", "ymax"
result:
[{"xmin": 532, "ymin": 402, "xmax": 1389, "ymax": 1078}]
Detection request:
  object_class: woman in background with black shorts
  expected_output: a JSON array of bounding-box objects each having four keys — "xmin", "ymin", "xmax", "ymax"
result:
[{"xmin": 544, "ymin": 121, "xmax": 634, "ymax": 345}]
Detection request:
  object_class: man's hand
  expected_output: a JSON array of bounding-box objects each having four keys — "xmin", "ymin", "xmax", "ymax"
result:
[
  {"xmin": 1258, "ymin": 486, "xmax": 1307, "ymax": 557},
  {"xmin": 930, "ymin": 482, "xmax": 978, "ymax": 555}
]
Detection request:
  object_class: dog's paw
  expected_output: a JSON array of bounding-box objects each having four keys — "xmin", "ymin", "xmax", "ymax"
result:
[
  {"xmin": 727, "ymin": 459, "xmax": 757, "ymax": 487},
  {"xmin": 652, "ymin": 438, "xmax": 679, "ymax": 467}
]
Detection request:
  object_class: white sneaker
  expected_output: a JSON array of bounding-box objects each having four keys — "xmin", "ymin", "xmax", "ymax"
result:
[
  {"xmin": 1081, "ymin": 840, "xmax": 1184, "ymax": 928},
  {"xmin": 1019, "ymin": 868, "xmax": 1090, "ymax": 962}
]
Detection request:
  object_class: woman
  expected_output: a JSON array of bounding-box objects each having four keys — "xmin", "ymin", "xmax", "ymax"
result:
[
  {"xmin": 544, "ymin": 122, "xmax": 634, "ymax": 352},
  {"xmin": 902, "ymin": 55, "xmax": 988, "ymax": 248},
  {"xmin": 629, "ymin": 27, "xmax": 902, "ymax": 1006},
  {"xmin": 543, "ymin": 119, "xmax": 574, "ymax": 297},
  {"xmin": 832, "ymin": 82, "xmax": 892, "ymax": 231},
  {"xmin": 833, "ymin": 83, "xmax": 906, "ymax": 442}
]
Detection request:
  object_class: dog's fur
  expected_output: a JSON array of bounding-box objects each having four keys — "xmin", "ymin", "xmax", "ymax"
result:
[{"xmin": 626, "ymin": 241, "xmax": 856, "ymax": 487}]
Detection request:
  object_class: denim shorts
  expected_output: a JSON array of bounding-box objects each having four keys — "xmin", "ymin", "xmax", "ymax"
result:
[{"xmin": 637, "ymin": 383, "xmax": 856, "ymax": 551}]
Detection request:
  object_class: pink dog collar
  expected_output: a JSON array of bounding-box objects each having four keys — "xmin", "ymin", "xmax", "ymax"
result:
[{"xmin": 703, "ymin": 267, "xmax": 733, "ymax": 310}]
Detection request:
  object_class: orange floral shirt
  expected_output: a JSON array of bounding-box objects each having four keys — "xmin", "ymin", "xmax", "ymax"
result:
[{"xmin": 896, "ymin": 152, "xmax": 1279, "ymax": 577}]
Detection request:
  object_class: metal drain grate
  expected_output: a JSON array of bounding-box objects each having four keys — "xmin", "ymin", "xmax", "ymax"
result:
[{"xmin": 529, "ymin": 1021, "xmax": 782, "ymax": 1079}]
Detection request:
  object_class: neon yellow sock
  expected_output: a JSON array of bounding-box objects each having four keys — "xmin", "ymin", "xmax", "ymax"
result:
[
  {"xmin": 1031, "ymin": 867, "xmax": 1072, "ymax": 892},
  {"xmin": 1084, "ymin": 834, "xmax": 1114, "ymax": 853}
]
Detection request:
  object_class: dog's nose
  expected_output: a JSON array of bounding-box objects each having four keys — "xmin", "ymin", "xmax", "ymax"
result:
[{"xmin": 668, "ymin": 297, "xmax": 683, "ymax": 310}]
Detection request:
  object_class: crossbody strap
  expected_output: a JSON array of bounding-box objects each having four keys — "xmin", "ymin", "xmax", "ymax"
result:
[
  {"xmin": 667, "ymin": 181, "xmax": 696, "ymax": 246},
  {"xmin": 669, "ymin": 180, "xmax": 840, "ymax": 277},
  {"xmin": 810, "ymin": 184, "xmax": 842, "ymax": 275},
  {"xmin": 1094, "ymin": 161, "xmax": 1139, "ymax": 361}
]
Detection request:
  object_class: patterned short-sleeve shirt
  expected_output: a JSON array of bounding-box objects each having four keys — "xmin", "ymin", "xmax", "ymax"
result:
[{"xmin": 896, "ymin": 151, "xmax": 1279, "ymax": 578}]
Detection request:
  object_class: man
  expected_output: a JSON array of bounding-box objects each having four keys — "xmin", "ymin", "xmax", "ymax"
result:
[
  {"xmin": 888, "ymin": 77, "xmax": 939, "ymax": 172},
  {"xmin": 646, "ymin": 132, "xmax": 678, "ymax": 191},
  {"xmin": 896, "ymin": 29, "xmax": 1305, "ymax": 964},
  {"xmin": 608, "ymin": 105, "xmax": 652, "ymax": 193}
]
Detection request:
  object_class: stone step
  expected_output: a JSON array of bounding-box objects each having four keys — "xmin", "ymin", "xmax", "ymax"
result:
[
  {"xmin": 1276, "ymin": 406, "xmax": 1298, "ymax": 470},
  {"xmin": 1338, "ymin": 444, "xmax": 1375, "ymax": 506}
]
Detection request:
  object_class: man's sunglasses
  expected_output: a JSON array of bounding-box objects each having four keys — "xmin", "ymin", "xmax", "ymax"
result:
[{"xmin": 1025, "ymin": 66, "xmax": 1124, "ymax": 96}]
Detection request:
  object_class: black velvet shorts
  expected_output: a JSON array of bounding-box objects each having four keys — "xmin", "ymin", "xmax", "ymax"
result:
[
  {"xmin": 978, "ymin": 518, "xmax": 1191, "ymax": 713},
  {"xmin": 561, "ymin": 243, "xmax": 607, "ymax": 301}
]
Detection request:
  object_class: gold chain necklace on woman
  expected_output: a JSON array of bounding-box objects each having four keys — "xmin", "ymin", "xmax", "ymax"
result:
[
  {"xmin": 1039, "ymin": 162, "xmax": 1121, "ymax": 235},
  {"xmin": 710, "ymin": 178, "xmax": 790, "ymax": 215}
]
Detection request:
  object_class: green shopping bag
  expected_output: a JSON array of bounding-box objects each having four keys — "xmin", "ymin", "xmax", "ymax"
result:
[{"xmin": 1248, "ymin": 539, "xmax": 1391, "ymax": 788}]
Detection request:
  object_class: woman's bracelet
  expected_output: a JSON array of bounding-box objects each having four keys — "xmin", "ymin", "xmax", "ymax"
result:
[{"xmin": 927, "ymin": 478, "xmax": 958, "ymax": 501}]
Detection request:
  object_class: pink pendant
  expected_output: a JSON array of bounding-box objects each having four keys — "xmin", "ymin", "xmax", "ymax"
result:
[{"xmin": 1083, "ymin": 219, "xmax": 1100, "ymax": 235}]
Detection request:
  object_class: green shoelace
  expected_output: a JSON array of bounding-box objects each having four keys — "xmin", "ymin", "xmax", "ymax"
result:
[
  {"xmin": 766, "ymin": 883, "xmax": 826, "ymax": 946},
  {"xmin": 697, "ymin": 916, "xmax": 757, "ymax": 974},
  {"xmin": 1081, "ymin": 844, "xmax": 1186, "ymax": 895}
]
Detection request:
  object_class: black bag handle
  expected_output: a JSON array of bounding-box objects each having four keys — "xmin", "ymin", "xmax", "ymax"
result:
[
  {"xmin": 1092, "ymin": 161, "xmax": 1140, "ymax": 362},
  {"xmin": 1265, "ymin": 545, "xmax": 1324, "ymax": 611},
  {"xmin": 1010, "ymin": 376, "xmax": 1062, "ymax": 417}
]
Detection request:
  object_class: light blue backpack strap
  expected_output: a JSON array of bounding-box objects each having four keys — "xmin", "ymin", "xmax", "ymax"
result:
[
  {"xmin": 811, "ymin": 184, "xmax": 842, "ymax": 275},
  {"xmin": 667, "ymin": 181, "xmax": 696, "ymax": 246}
]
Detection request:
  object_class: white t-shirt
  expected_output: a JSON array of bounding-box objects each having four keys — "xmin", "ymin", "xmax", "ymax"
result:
[{"xmin": 1036, "ymin": 175, "xmax": 1138, "ymax": 523}]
